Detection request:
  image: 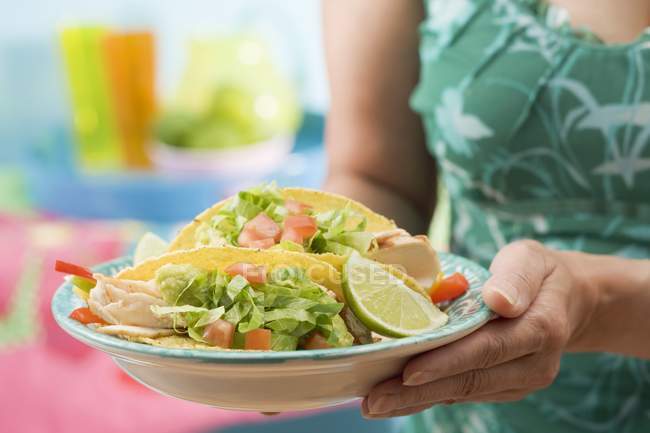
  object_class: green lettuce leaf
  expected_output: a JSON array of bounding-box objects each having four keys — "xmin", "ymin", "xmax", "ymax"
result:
[
  {"xmin": 271, "ymin": 333, "xmax": 299, "ymax": 351},
  {"xmin": 328, "ymin": 315, "xmax": 354, "ymax": 347},
  {"xmin": 150, "ymin": 305, "xmax": 208, "ymax": 316},
  {"xmin": 266, "ymin": 318, "xmax": 299, "ymax": 334},
  {"xmin": 238, "ymin": 304, "xmax": 264, "ymax": 333},
  {"xmin": 331, "ymin": 231, "xmax": 376, "ymax": 254},
  {"xmin": 155, "ymin": 264, "xmax": 212, "ymax": 307},
  {"xmin": 221, "ymin": 275, "xmax": 249, "ymax": 307},
  {"xmin": 264, "ymin": 308, "xmax": 316, "ymax": 324},
  {"xmin": 225, "ymin": 301, "xmax": 252, "ymax": 325},
  {"xmin": 322, "ymin": 241, "xmax": 356, "ymax": 256},
  {"xmin": 270, "ymin": 240, "xmax": 304, "ymax": 252},
  {"xmin": 195, "ymin": 306, "xmax": 226, "ymax": 327}
]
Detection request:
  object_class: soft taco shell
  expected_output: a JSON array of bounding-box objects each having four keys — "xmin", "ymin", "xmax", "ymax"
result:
[
  {"xmin": 168, "ymin": 187, "xmax": 397, "ymax": 252},
  {"xmin": 117, "ymin": 245, "xmax": 344, "ymax": 300}
]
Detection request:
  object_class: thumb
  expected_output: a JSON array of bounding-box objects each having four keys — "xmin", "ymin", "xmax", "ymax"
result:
[{"xmin": 482, "ymin": 240, "xmax": 549, "ymax": 318}]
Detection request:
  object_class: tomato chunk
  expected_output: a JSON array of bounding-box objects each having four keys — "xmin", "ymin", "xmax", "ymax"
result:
[
  {"xmin": 225, "ymin": 262, "xmax": 267, "ymax": 284},
  {"xmin": 281, "ymin": 227, "xmax": 304, "ymax": 245},
  {"xmin": 245, "ymin": 213, "xmax": 281, "ymax": 242},
  {"xmin": 55, "ymin": 260, "xmax": 96, "ymax": 282},
  {"xmin": 430, "ymin": 273, "xmax": 470, "ymax": 304},
  {"xmin": 203, "ymin": 319, "xmax": 235, "ymax": 348},
  {"xmin": 285, "ymin": 199, "xmax": 312, "ymax": 215},
  {"xmin": 237, "ymin": 228, "xmax": 264, "ymax": 248},
  {"xmin": 69, "ymin": 307, "xmax": 106, "ymax": 325},
  {"xmin": 284, "ymin": 215, "xmax": 317, "ymax": 238},
  {"xmin": 302, "ymin": 332, "xmax": 331, "ymax": 350},
  {"xmin": 244, "ymin": 328, "xmax": 272, "ymax": 350},
  {"xmin": 248, "ymin": 238, "xmax": 275, "ymax": 249}
]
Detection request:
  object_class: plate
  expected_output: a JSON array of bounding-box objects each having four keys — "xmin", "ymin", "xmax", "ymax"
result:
[{"xmin": 52, "ymin": 252, "xmax": 493, "ymax": 412}]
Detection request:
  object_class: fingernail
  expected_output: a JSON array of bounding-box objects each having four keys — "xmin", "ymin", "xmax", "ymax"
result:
[
  {"xmin": 403, "ymin": 371, "xmax": 430, "ymax": 386},
  {"xmin": 494, "ymin": 286, "xmax": 517, "ymax": 306},
  {"xmin": 369, "ymin": 395, "xmax": 394, "ymax": 414}
]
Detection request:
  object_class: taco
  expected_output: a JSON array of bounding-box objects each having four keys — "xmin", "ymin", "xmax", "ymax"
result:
[
  {"xmin": 57, "ymin": 247, "xmax": 446, "ymax": 351},
  {"xmin": 168, "ymin": 183, "xmax": 441, "ymax": 286}
]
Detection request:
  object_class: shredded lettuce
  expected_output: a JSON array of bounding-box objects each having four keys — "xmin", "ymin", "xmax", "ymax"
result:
[
  {"xmin": 270, "ymin": 240, "xmax": 304, "ymax": 252},
  {"xmin": 155, "ymin": 264, "xmax": 213, "ymax": 307},
  {"xmin": 195, "ymin": 306, "xmax": 226, "ymax": 327},
  {"xmin": 152, "ymin": 257, "xmax": 354, "ymax": 350},
  {"xmin": 193, "ymin": 183, "xmax": 376, "ymax": 257},
  {"xmin": 151, "ymin": 305, "xmax": 209, "ymax": 316},
  {"xmin": 271, "ymin": 333, "xmax": 299, "ymax": 351},
  {"xmin": 222, "ymin": 275, "xmax": 249, "ymax": 307},
  {"xmin": 224, "ymin": 300, "xmax": 253, "ymax": 325}
]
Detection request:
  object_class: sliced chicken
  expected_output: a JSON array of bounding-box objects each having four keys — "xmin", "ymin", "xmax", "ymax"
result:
[
  {"xmin": 373, "ymin": 229, "xmax": 410, "ymax": 247},
  {"xmin": 93, "ymin": 274, "xmax": 161, "ymax": 297},
  {"xmin": 96, "ymin": 325, "xmax": 175, "ymax": 338},
  {"xmin": 88, "ymin": 276, "xmax": 172, "ymax": 329},
  {"xmin": 368, "ymin": 232, "xmax": 441, "ymax": 288}
]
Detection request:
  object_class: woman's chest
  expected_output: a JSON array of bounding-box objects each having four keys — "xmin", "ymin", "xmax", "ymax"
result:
[
  {"xmin": 412, "ymin": 0, "xmax": 650, "ymax": 206},
  {"xmin": 549, "ymin": 0, "xmax": 650, "ymax": 44}
]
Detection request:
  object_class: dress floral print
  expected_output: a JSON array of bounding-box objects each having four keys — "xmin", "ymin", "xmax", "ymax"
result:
[{"xmin": 401, "ymin": 0, "xmax": 650, "ymax": 432}]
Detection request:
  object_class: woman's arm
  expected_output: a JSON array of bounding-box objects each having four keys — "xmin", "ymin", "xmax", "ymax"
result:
[
  {"xmin": 322, "ymin": 0, "xmax": 436, "ymax": 234},
  {"xmin": 564, "ymin": 251, "xmax": 650, "ymax": 358},
  {"xmin": 362, "ymin": 241, "xmax": 650, "ymax": 418}
]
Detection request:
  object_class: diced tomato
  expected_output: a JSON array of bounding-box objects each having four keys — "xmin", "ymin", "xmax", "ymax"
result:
[
  {"xmin": 244, "ymin": 328, "xmax": 272, "ymax": 350},
  {"xmin": 225, "ymin": 262, "xmax": 267, "ymax": 284},
  {"xmin": 55, "ymin": 260, "xmax": 96, "ymax": 282},
  {"xmin": 245, "ymin": 213, "xmax": 282, "ymax": 242},
  {"xmin": 430, "ymin": 273, "xmax": 470, "ymax": 304},
  {"xmin": 302, "ymin": 332, "xmax": 331, "ymax": 350},
  {"xmin": 281, "ymin": 227, "xmax": 304, "ymax": 245},
  {"xmin": 285, "ymin": 199, "xmax": 312, "ymax": 215},
  {"xmin": 248, "ymin": 238, "xmax": 275, "ymax": 249},
  {"xmin": 284, "ymin": 215, "xmax": 317, "ymax": 238},
  {"xmin": 237, "ymin": 228, "xmax": 264, "ymax": 248},
  {"xmin": 69, "ymin": 307, "xmax": 106, "ymax": 325},
  {"xmin": 203, "ymin": 319, "xmax": 235, "ymax": 348}
]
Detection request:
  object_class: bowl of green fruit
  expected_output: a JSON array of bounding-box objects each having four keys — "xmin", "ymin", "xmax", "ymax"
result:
[{"xmin": 152, "ymin": 36, "xmax": 302, "ymax": 177}]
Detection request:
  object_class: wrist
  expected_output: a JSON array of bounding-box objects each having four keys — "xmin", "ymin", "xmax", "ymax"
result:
[{"xmin": 561, "ymin": 251, "xmax": 650, "ymax": 356}]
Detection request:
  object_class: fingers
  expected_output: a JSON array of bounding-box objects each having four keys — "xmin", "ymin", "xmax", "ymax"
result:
[
  {"xmin": 362, "ymin": 400, "xmax": 432, "ymax": 419},
  {"xmin": 365, "ymin": 390, "xmax": 528, "ymax": 418},
  {"xmin": 482, "ymin": 240, "xmax": 551, "ymax": 318},
  {"xmin": 368, "ymin": 355, "xmax": 548, "ymax": 415},
  {"xmin": 403, "ymin": 317, "xmax": 544, "ymax": 386},
  {"xmin": 453, "ymin": 389, "xmax": 529, "ymax": 404}
]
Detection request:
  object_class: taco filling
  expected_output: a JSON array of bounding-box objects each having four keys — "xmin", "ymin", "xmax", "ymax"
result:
[
  {"xmin": 60, "ymin": 258, "xmax": 358, "ymax": 351},
  {"xmin": 187, "ymin": 183, "xmax": 440, "ymax": 286}
]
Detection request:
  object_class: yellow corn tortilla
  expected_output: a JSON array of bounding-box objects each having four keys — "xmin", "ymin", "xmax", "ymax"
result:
[
  {"xmin": 168, "ymin": 187, "xmax": 396, "ymax": 252},
  {"xmin": 118, "ymin": 245, "xmax": 344, "ymax": 300}
]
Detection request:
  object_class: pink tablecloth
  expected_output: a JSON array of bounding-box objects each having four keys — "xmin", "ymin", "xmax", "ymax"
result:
[{"xmin": 0, "ymin": 214, "xmax": 266, "ymax": 433}]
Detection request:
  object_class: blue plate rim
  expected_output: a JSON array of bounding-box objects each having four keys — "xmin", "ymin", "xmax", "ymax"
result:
[{"xmin": 52, "ymin": 252, "xmax": 493, "ymax": 362}]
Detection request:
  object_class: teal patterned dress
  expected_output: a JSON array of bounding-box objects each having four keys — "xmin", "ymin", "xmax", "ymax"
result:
[{"xmin": 401, "ymin": 0, "xmax": 650, "ymax": 432}]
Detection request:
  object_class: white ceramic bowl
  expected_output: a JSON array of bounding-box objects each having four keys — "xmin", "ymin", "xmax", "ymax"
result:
[
  {"xmin": 151, "ymin": 135, "xmax": 294, "ymax": 178},
  {"xmin": 52, "ymin": 253, "xmax": 492, "ymax": 412}
]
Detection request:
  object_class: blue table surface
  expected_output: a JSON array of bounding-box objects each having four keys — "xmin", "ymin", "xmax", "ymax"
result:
[{"xmin": 25, "ymin": 112, "xmax": 327, "ymax": 223}]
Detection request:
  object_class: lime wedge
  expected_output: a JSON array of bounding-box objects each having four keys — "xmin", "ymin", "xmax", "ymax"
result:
[
  {"xmin": 134, "ymin": 232, "xmax": 169, "ymax": 264},
  {"xmin": 343, "ymin": 253, "xmax": 448, "ymax": 338}
]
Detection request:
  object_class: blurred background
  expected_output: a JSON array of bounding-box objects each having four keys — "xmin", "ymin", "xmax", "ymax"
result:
[{"xmin": 0, "ymin": 1, "xmax": 394, "ymax": 432}]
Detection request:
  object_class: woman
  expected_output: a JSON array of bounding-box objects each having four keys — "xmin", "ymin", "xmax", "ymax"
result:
[{"xmin": 323, "ymin": 0, "xmax": 650, "ymax": 432}]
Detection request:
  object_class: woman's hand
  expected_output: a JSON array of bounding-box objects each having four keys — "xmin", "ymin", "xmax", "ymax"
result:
[{"xmin": 362, "ymin": 240, "xmax": 602, "ymax": 419}]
